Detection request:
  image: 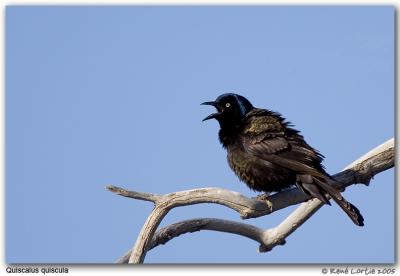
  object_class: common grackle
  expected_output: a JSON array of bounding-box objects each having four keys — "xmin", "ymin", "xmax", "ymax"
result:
[{"xmin": 202, "ymin": 93, "xmax": 364, "ymax": 226}]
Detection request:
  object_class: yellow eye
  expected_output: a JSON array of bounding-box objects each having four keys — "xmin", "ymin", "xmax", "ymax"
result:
[{"xmin": 225, "ymin": 103, "xmax": 231, "ymax": 108}]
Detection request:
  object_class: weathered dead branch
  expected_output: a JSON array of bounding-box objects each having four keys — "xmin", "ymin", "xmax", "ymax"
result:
[{"xmin": 108, "ymin": 138, "xmax": 394, "ymax": 263}]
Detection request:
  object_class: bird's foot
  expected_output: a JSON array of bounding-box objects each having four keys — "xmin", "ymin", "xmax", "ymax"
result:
[{"xmin": 254, "ymin": 192, "xmax": 271, "ymax": 201}]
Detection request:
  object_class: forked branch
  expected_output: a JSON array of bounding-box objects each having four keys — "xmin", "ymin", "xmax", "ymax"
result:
[{"xmin": 108, "ymin": 138, "xmax": 394, "ymax": 263}]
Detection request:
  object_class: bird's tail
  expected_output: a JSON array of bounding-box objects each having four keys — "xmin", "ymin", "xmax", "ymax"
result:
[
  {"xmin": 298, "ymin": 174, "xmax": 364, "ymax": 226},
  {"xmin": 313, "ymin": 178, "xmax": 364, "ymax": 226}
]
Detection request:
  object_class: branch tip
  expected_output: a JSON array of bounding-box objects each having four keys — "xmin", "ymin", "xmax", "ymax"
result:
[{"xmin": 106, "ymin": 185, "xmax": 119, "ymax": 193}]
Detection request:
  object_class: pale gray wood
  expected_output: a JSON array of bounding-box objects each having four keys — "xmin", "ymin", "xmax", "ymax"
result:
[{"xmin": 108, "ymin": 138, "xmax": 394, "ymax": 263}]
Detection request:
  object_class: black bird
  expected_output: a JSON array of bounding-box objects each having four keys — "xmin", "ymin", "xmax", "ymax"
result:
[{"xmin": 202, "ymin": 93, "xmax": 364, "ymax": 226}]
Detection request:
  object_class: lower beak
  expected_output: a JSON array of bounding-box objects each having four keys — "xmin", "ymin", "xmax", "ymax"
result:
[
  {"xmin": 201, "ymin": 101, "xmax": 221, "ymax": 121},
  {"xmin": 202, "ymin": 113, "xmax": 220, "ymax": 121}
]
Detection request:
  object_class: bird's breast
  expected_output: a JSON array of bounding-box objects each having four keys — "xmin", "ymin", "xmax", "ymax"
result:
[{"xmin": 227, "ymin": 146, "xmax": 295, "ymax": 192}]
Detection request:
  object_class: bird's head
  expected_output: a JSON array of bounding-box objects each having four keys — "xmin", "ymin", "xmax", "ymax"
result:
[{"xmin": 201, "ymin": 93, "xmax": 254, "ymax": 128}]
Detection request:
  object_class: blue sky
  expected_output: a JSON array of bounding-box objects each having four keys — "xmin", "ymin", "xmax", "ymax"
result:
[{"xmin": 6, "ymin": 6, "xmax": 394, "ymax": 263}]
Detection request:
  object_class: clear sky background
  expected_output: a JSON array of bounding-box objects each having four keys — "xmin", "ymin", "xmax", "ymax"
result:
[{"xmin": 6, "ymin": 6, "xmax": 394, "ymax": 264}]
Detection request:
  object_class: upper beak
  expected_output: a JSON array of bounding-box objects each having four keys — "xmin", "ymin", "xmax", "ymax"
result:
[
  {"xmin": 201, "ymin": 101, "xmax": 221, "ymax": 121},
  {"xmin": 201, "ymin": 101, "xmax": 218, "ymax": 107}
]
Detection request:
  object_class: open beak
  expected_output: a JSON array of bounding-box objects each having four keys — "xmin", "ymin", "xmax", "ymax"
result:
[{"xmin": 201, "ymin": 101, "xmax": 221, "ymax": 121}]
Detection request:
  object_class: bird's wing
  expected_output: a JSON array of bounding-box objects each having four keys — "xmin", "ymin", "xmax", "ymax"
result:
[
  {"xmin": 242, "ymin": 111, "xmax": 289, "ymax": 153},
  {"xmin": 242, "ymin": 112, "xmax": 328, "ymax": 180}
]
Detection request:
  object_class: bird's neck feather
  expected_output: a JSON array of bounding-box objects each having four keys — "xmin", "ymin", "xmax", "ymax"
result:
[{"xmin": 218, "ymin": 124, "xmax": 241, "ymax": 148}]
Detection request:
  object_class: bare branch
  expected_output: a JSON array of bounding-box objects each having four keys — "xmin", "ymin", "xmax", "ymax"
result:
[
  {"xmin": 259, "ymin": 198, "xmax": 323, "ymax": 252},
  {"xmin": 116, "ymin": 217, "xmax": 266, "ymax": 264},
  {"xmin": 257, "ymin": 138, "xmax": 395, "ymax": 252},
  {"xmin": 110, "ymin": 138, "xmax": 394, "ymax": 263},
  {"xmin": 124, "ymin": 187, "xmax": 271, "ymax": 263},
  {"xmin": 336, "ymin": 138, "xmax": 395, "ymax": 186},
  {"xmin": 128, "ymin": 205, "xmax": 169, "ymax": 263},
  {"xmin": 106, "ymin": 185, "xmax": 161, "ymax": 203}
]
